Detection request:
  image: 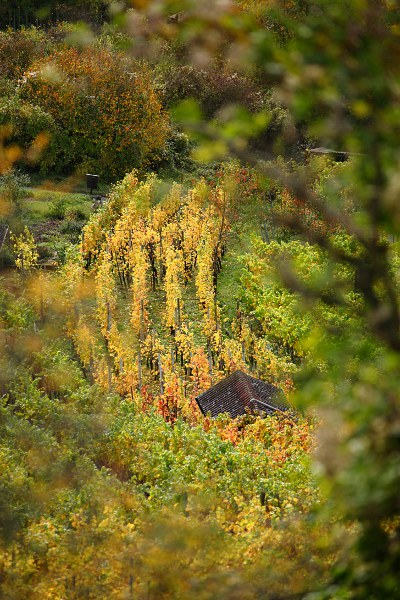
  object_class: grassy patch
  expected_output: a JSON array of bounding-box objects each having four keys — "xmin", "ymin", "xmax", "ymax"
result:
[
  {"xmin": 26, "ymin": 189, "xmax": 92, "ymax": 221},
  {"xmin": 1, "ymin": 187, "xmax": 94, "ymax": 269}
]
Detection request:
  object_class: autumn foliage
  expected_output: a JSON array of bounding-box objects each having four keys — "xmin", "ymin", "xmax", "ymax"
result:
[
  {"xmin": 21, "ymin": 46, "xmax": 169, "ymax": 179},
  {"xmin": 0, "ymin": 273, "xmax": 321, "ymax": 600}
]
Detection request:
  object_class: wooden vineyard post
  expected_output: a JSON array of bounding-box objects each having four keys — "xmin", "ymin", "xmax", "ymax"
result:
[
  {"xmin": 159, "ymin": 231, "xmax": 165, "ymax": 280},
  {"xmin": 111, "ymin": 247, "xmax": 125, "ymax": 289},
  {"xmin": 106, "ymin": 301, "xmax": 112, "ymax": 332},
  {"xmin": 158, "ymin": 352, "xmax": 164, "ymax": 395},
  {"xmin": 136, "ymin": 298, "xmax": 146, "ymax": 392},
  {"xmin": 177, "ymin": 298, "xmax": 182, "ymax": 329},
  {"xmin": 187, "ymin": 350, "xmax": 193, "ymax": 377},
  {"xmin": 140, "ymin": 299, "xmax": 146, "ymax": 341},
  {"xmin": 174, "ymin": 298, "xmax": 181, "ymax": 364},
  {"xmin": 107, "ymin": 355, "xmax": 112, "ymax": 392},
  {"xmin": 207, "ymin": 341, "xmax": 213, "ymax": 384},
  {"xmin": 137, "ymin": 348, "xmax": 142, "ymax": 391},
  {"xmin": 261, "ymin": 220, "xmax": 270, "ymax": 243},
  {"xmin": 150, "ymin": 328, "xmax": 156, "ymax": 372}
]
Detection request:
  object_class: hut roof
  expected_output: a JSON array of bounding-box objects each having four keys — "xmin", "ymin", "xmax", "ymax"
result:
[
  {"xmin": 195, "ymin": 370, "xmax": 289, "ymax": 419},
  {"xmin": 308, "ymin": 147, "xmax": 363, "ymax": 162}
]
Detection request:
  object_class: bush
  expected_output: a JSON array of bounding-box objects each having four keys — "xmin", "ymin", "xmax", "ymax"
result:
[
  {"xmin": 159, "ymin": 62, "xmax": 290, "ymax": 155},
  {"xmin": 46, "ymin": 197, "xmax": 67, "ymax": 220},
  {"xmin": 152, "ymin": 127, "xmax": 195, "ymax": 176},
  {"xmin": 36, "ymin": 242, "xmax": 53, "ymax": 261},
  {"xmin": 59, "ymin": 219, "xmax": 84, "ymax": 236},
  {"xmin": 21, "ymin": 46, "xmax": 170, "ymax": 180},
  {"xmin": 160, "ymin": 63, "xmax": 265, "ymax": 118},
  {"xmin": 0, "ymin": 246, "xmax": 14, "ymax": 268},
  {"xmin": 0, "ymin": 94, "xmax": 58, "ymax": 172},
  {"xmin": 0, "ymin": 169, "xmax": 30, "ymax": 218},
  {"xmin": 0, "ymin": 28, "xmax": 51, "ymax": 80},
  {"xmin": 65, "ymin": 207, "xmax": 87, "ymax": 221}
]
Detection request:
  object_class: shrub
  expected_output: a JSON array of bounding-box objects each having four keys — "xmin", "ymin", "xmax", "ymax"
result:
[
  {"xmin": 159, "ymin": 63, "xmax": 289, "ymax": 155},
  {"xmin": 152, "ymin": 127, "xmax": 195, "ymax": 176},
  {"xmin": 36, "ymin": 242, "xmax": 53, "ymax": 260},
  {"xmin": 0, "ymin": 246, "xmax": 14, "ymax": 268},
  {"xmin": 59, "ymin": 219, "xmax": 84, "ymax": 236},
  {"xmin": 21, "ymin": 47, "xmax": 170, "ymax": 180},
  {"xmin": 0, "ymin": 28, "xmax": 49, "ymax": 80},
  {"xmin": 0, "ymin": 169, "xmax": 30, "ymax": 218},
  {"xmin": 160, "ymin": 63, "xmax": 265, "ymax": 118},
  {"xmin": 46, "ymin": 196, "xmax": 68, "ymax": 220},
  {"xmin": 65, "ymin": 207, "xmax": 87, "ymax": 221},
  {"xmin": 0, "ymin": 94, "xmax": 58, "ymax": 172}
]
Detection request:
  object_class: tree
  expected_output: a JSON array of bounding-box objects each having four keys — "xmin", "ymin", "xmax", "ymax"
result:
[
  {"xmin": 21, "ymin": 46, "xmax": 169, "ymax": 179},
  {"xmin": 0, "ymin": 1, "xmax": 109, "ymax": 29}
]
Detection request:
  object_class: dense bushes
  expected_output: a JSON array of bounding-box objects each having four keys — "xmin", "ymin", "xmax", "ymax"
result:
[
  {"xmin": 0, "ymin": 30, "xmax": 171, "ymax": 180},
  {"xmin": 0, "ymin": 94, "xmax": 58, "ymax": 172},
  {"xmin": 0, "ymin": 13, "xmax": 302, "ymax": 179},
  {"xmin": 160, "ymin": 63, "xmax": 265, "ymax": 118},
  {"xmin": 0, "ymin": 26, "xmax": 290, "ymax": 180},
  {"xmin": 0, "ymin": 28, "xmax": 49, "ymax": 80},
  {"xmin": 0, "ymin": 1, "xmax": 109, "ymax": 29},
  {"xmin": 159, "ymin": 61, "xmax": 290, "ymax": 155},
  {"xmin": 20, "ymin": 47, "xmax": 169, "ymax": 179}
]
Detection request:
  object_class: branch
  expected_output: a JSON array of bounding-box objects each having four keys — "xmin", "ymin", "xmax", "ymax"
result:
[
  {"xmin": 275, "ymin": 212, "xmax": 360, "ymax": 268},
  {"xmin": 278, "ymin": 259, "xmax": 346, "ymax": 307}
]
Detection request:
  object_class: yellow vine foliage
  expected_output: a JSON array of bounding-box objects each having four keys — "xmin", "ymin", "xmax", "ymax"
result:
[
  {"xmin": 164, "ymin": 247, "xmax": 184, "ymax": 329},
  {"xmin": 68, "ymin": 170, "xmax": 291, "ymax": 410},
  {"xmin": 95, "ymin": 251, "xmax": 117, "ymax": 336},
  {"xmin": 11, "ymin": 226, "xmax": 38, "ymax": 272},
  {"xmin": 130, "ymin": 246, "xmax": 149, "ymax": 336}
]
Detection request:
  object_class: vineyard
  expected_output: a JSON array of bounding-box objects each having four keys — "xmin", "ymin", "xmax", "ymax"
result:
[
  {"xmin": 0, "ymin": 183, "xmax": 321, "ymax": 597},
  {"xmin": 61, "ymin": 168, "xmax": 296, "ymax": 420},
  {"xmin": 0, "ymin": 158, "xmax": 327, "ymax": 597},
  {"xmin": 1, "ymin": 1, "xmax": 400, "ymax": 599}
]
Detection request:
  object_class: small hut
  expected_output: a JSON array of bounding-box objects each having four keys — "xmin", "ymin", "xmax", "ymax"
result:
[{"xmin": 195, "ymin": 370, "xmax": 289, "ymax": 419}]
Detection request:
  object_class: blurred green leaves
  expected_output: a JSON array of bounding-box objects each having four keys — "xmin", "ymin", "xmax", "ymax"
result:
[{"xmin": 173, "ymin": 98, "xmax": 271, "ymax": 161}]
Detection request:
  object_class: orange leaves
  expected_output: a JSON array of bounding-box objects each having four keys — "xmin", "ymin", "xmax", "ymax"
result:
[{"xmin": 21, "ymin": 47, "xmax": 169, "ymax": 179}]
